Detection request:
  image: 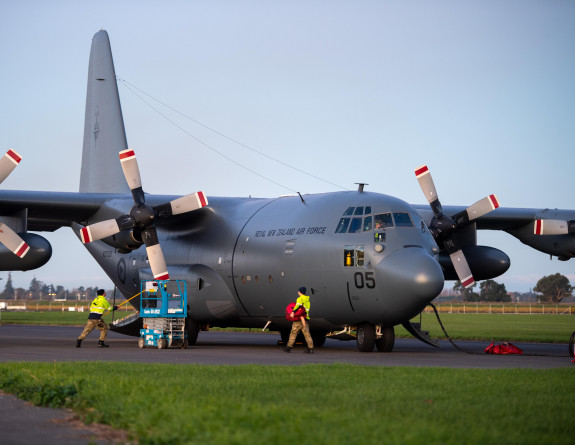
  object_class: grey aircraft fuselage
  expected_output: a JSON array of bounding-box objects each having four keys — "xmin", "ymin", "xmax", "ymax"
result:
[{"xmin": 85, "ymin": 191, "xmax": 442, "ymax": 334}]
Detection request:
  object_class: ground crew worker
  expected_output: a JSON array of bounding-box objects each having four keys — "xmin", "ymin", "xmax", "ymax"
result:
[
  {"xmin": 281, "ymin": 287, "xmax": 314, "ymax": 353},
  {"xmin": 76, "ymin": 289, "xmax": 117, "ymax": 348}
]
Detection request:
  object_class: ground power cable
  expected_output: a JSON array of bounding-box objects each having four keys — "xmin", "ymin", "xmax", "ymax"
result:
[
  {"xmin": 429, "ymin": 303, "xmax": 570, "ymax": 358},
  {"xmin": 116, "ymin": 77, "xmax": 351, "ymax": 194},
  {"xmin": 429, "ymin": 303, "xmax": 482, "ymax": 355}
]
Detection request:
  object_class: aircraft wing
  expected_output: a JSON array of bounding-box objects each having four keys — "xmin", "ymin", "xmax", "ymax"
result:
[
  {"xmin": 414, "ymin": 204, "xmax": 575, "ymax": 231},
  {"xmin": 414, "ymin": 204, "xmax": 575, "ymax": 260},
  {"xmin": 0, "ymin": 190, "xmax": 118, "ymax": 231}
]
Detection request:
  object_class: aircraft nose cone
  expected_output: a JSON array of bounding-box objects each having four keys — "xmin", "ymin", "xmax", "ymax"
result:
[{"xmin": 378, "ymin": 248, "xmax": 444, "ymax": 304}]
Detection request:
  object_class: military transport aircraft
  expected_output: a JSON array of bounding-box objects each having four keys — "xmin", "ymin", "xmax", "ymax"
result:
[{"xmin": 1, "ymin": 30, "xmax": 574, "ymax": 352}]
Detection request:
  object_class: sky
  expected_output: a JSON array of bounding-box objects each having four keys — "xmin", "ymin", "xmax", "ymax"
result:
[{"xmin": 0, "ymin": 0, "xmax": 574, "ymax": 293}]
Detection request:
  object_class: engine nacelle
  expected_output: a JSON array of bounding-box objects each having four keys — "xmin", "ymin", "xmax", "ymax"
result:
[
  {"xmin": 439, "ymin": 245, "xmax": 510, "ymax": 281},
  {"xmin": 0, "ymin": 233, "xmax": 52, "ymax": 271},
  {"xmin": 99, "ymin": 230, "xmax": 143, "ymax": 254}
]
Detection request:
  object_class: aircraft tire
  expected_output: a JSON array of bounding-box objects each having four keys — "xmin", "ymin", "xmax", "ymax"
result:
[
  {"xmin": 569, "ymin": 331, "xmax": 575, "ymax": 358},
  {"xmin": 186, "ymin": 318, "xmax": 200, "ymax": 346},
  {"xmin": 356, "ymin": 323, "xmax": 376, "ymax": 352},
  {"xmin": 375, "ymin": 326, "xmax": 395, "ymax": 352}
]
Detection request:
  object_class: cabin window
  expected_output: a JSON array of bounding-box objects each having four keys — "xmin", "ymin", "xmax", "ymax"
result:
[
  {"xmin": 344, "ymin": 245, "xmax": 365, "ymax": 267},
  {"xmin": 344, "ymin": 207, "xmax": 355, "ymax": 216},
  {"xmin": 356, "ymin": 246, "xmax": 365, "ymax": 267},
  {"xmin": 354, "ymin": 206, "xmax": 364, "ymax": 216},
  {"xmin": 344, "ymin": 246, "xmax": 355, "ymax": 266},
  {"xmin": 393, "ymin": 212, "xmax": 414, "ymax": 227},
  {"xmin": 374, "ymin": 232, "xmax": 386, "ymax": 243}
]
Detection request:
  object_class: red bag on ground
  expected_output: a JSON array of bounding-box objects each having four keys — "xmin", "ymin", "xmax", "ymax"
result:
[
  {"xmin": 285, "ymin": 302, "xmax": 306, "ymax": 321},
  {"xmin": 484, "ymin": 342, "xmax": 523, "ymax": 355}
]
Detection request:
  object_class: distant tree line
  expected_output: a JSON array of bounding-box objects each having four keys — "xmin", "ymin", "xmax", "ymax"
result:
[
  {"xmin": 453, "ymin": 273, "xmax": 573, "ymax": 304},
  {"xmin": 0, "ymin": 272, "xmax": 102, "ymax": 301}
]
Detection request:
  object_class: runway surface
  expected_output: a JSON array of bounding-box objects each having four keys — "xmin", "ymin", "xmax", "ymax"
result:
[{"xmin": 1, "ymin": 324, "xmax": 572, "ymax": 368}]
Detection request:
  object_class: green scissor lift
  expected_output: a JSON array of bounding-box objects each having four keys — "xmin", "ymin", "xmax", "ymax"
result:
[{"xmin": 139, "ymin": 279, "xmax": 188, "ymax": 349}]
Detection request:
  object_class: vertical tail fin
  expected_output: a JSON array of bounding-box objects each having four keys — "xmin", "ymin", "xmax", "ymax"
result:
[{"xmin": 80, "ymin": 30, "xmax": 130, "ymax": 194}]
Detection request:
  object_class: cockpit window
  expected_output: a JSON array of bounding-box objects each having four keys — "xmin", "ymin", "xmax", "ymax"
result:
[
  {"xmin": 363, "ymin": 215, "xmax": 372, "ymax": 232},
  {"xmin": 335, "ymin": 207, "xmax": 375, "ymax": 234},
  {"xmin": 348, "ymin": 217, "xmax": 363, "ymax": 233},
  {"xmin": 393, "ymin": 212, "xmax": 414, "ymax": 227},
  {"xmin": 336, "ymin": 218, "xmax": 351, "ymax": 233},
  {"xmin": 374, "ymin": 213, "xmax": 394, "ymax": 229}
]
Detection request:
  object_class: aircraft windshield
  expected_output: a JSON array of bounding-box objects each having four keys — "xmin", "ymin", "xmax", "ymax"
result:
[{"xmin": 336, "ymin": 208, "xmax": 414, "ymax": 234}]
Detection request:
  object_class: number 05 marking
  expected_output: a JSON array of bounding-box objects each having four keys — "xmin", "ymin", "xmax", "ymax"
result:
[{"xmin": 354, "ymin": 271, "xmax": 376, "ymax": 289}]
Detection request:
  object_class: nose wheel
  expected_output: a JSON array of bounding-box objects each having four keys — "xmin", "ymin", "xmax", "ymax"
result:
[
  {"xmin": 356, "ymin": 323, "xmax": 376, "ymax": 352},
  {"xmin": 356, "ymin": 323, "xmax": 395, "ymax": 352},
  {"xmin": 375, "ymin": 326, "xmax": 395, "ymax": 352}
]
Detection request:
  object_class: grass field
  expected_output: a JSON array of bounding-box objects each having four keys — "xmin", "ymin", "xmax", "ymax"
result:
[{"xmin": 0, "ymin": 362, "xmax": 573, "ymax": 444}]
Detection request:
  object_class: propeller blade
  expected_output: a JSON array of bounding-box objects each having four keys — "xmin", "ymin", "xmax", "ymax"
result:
[
  {"xmin": 415, "ymin": 165, "xmax": 437, "ymax": 204},
  {"xmin": 154, "ymin": 191, "xmax": 208, "ymax": 218},
  {"xmin": 119, "ymin": 149, "xmax": 142, "ymax": 189},
  {"xmin": 141, "ymin": 227, "xmax": 170, "ymax": 280},
  {"xmin": 146, "ymin": 245, "xmax": 170, "ymax": 280},
  {"xmin": 80, "ymin": 219, "xmax": 120, "ymax": 243},
  {"xmin": 452, "ymin": 194, "xmax": 500, "ymax": 226},
  {"xmin": 119, "ymin": 149, "xmax": 145, "ymax": 205},
  {"xmin": 415, "ymin": 165, "xmax": 442, "ymax": 216},
  {"xmin": 450, "ymin": 250, "xmax": 475, "ymax": 288},
  {"xmin": 466, "ymin": 194, "xmax": 500, "ymax": 220},
  {"xmin": 534, "ymin": 219, "xmax": 575, "ymax": 235},
  {"xmin": 0, "ymin": 149, "xmax": 22, "ymax": 184},
  {"xmin": 0, "ymin": 222, "xmax": 30, "ymax": 258},
  {"xmin": 80, "ymin": 215, "xmax": 136, "ymax": 243}
]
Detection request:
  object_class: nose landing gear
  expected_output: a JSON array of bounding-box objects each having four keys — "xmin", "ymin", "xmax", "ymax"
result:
[{"xmin": 356, "ymin": 323, "xmax": 395, "ymax": 352}]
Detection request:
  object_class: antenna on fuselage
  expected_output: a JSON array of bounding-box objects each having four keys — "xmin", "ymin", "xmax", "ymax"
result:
[
  {"xmin": 297, "ymin": 192, "xmax": 306, "ymax": 204},
  {"xmin": 356, "ymin": 183, "xmax": 368, "ymax": 192}
]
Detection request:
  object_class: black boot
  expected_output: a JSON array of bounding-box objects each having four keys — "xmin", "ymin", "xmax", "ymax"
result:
[
  {"xmin": 280, "ymin": 345, "xmax": 291, "ymax": 353},
  {"xmin": 98, "ymin": 340, "xmax": 109, "ymax": 348},
  {"xmin": 305, "ymin": 348, "xmax": 314, "ymax": 354},
  {"xmin": 76, "ymin": 339, "xmax": 82, "ymax": 348}
]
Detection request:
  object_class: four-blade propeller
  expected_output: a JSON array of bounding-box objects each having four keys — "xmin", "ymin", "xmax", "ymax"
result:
[
  {"xmin": 415, "ymin": 165, "xmax": 500, "ymax": 288},
  {"xmin": 0, "ymin": 149, "xmax": 30, "ymax": 258},
  {"xmin": 80, "ymin": 149, "xmax": 208, "ymax": 280}
]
